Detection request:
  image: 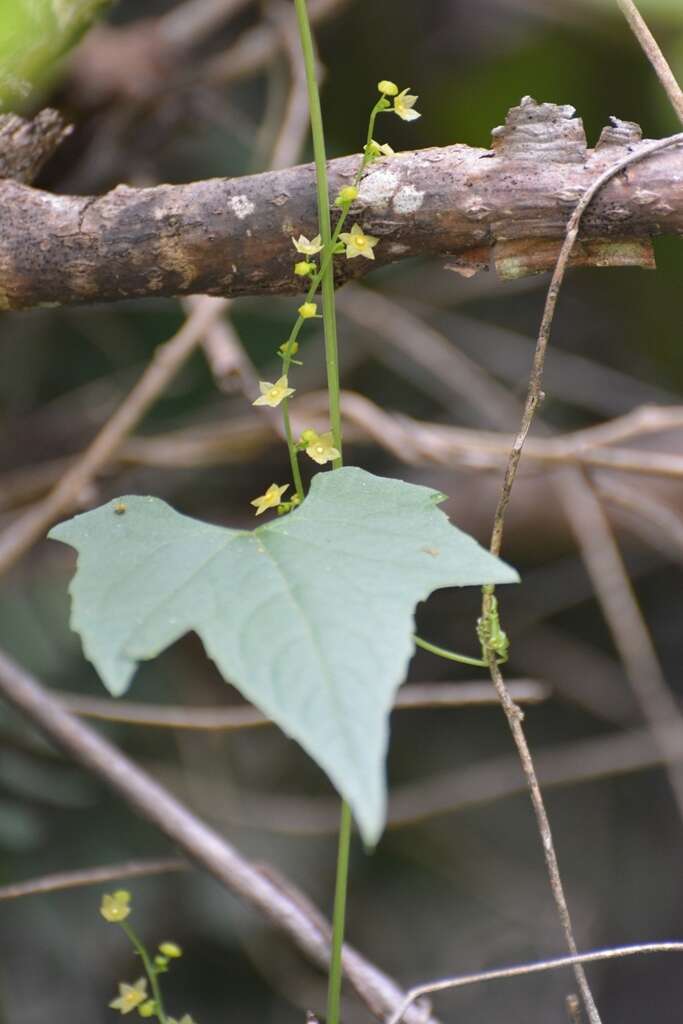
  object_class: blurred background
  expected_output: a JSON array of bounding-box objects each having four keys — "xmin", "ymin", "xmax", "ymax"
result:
[{"xmin": 1, "ymin": 0, "xmax": 683, "ymax": 1022}]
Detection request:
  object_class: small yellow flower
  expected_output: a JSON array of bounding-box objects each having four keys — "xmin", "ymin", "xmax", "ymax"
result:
[
  {"xmin": 335, "ymin": 185, "xmax": 358, "ymax": 206},
  {"xmin": 109, "ymin": 979, "xmax": 148, "ymax": 1015},
  {"xmin": 294, "ymin": 260, "xmax": 315, "ymax": 276},
  {"xmin": 298, "ymin": 302, "xmax": 318, "ymax": 319},
  {"xmin": 159, "ymin": 942, "xmax": 182, "ymax": 958},
  {"xmin": 393, "ymin": 88, "xmax": 420, "ymax": 121},
  {"xmin": 252, "ymin": 375, "xmax": 295, "ymax": 409},
  {"xmin": 292, "ymin": 234, "xmax": 323, "ymax": 255},
  {"xmin": 377, "ymin": 80, "xmax": 398, "ymax": 96},
  {"xmin": 251, "ymin": 483, "xmax": 289, "ymax": 516},
  {"xmin": 339, "ymin": 223, "xmax": 379, "ymax": 260},
  {"xmin": 305, "ymin": 431, "xmax": 341, "ymax": 465},
  {"xmin": 100, "ymin": 890, "xmax": 131, "ymax": 923}
]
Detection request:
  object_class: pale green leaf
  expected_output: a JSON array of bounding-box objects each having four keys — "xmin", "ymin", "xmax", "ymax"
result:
[{"xmin": 49, "ymin": 467, "xmax": 518, "ymax": 843}]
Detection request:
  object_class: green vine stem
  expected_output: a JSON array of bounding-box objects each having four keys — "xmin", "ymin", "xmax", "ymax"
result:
[
  {"xmin": 121, "ymin": 920, "xmax": 169, "ymax": 1024},
  {"xmin": 294, "ymin": 0, "xmax": 342, "ymax": 466},
  {"xmin": 293, "ymin": 4, "xmax": 352, "ymax": 1024}
]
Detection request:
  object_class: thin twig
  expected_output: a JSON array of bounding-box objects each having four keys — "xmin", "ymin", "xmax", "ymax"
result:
[
  {"xmin": 386, "ymin": 943, "xmax": 683, "ymax": 1024},
  {"xmin": 488, "ymin": 131, "xmax": 683, "ymax": 559},
  {"xmin": 0, "ymin": 858, "xmax": 188, "ymax": 901},
  {"xmin": 158, "ymin": 0, "xmax": 254, "ymax": 50},
  {"xmin": 616, "ymin": 0, "xmax": 683, "ymax": 125},
  {"xmin": 267, "ymin": 0, "xmax": 312, "ymax": 171},
  {"xmin": 478, "ymin": 125, "xmax": 683, "ymax": 1024},
  {"xmin": 0, "ymin": 647, "xmax": 438, "ymax": 1024},
  {"xmin": 57, "ymin": 680, "xmax": 550, "ymax": 730},
  {"xmin": 0, "ymin": 297, "xmax": 228, "ymax": 576},
  {"xmin": 553, "ymin": 465, "xmax": 683, "ymax": 819}
]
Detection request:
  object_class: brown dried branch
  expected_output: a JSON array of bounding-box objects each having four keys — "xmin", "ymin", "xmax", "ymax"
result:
[
  {"xmin": 57, "ymin": 680, "xmax": 549, "ymax": 730},
  {"xmin": 472, "ymin": 95, "xmax": 683, "ymax": 1024},
  {"xmin": 0, "ymin": 858, "xmax": 188, "ymax": 902},
  {"xmin": 387, "ymin": 944, "xmax": 683, "ymax": 1024},
  {"xmin": 1, "ymin": 101, "xmax": 682, "ymax": 310},
  {"xmin": 0, "ymin": 647, "xmax": 438, "ymax": 1024}
]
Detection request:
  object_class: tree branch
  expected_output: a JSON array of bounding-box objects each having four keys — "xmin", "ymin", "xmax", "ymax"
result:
[{"xmin": 1, "ymin": 97, "xmax": 682, "ymax": 310}]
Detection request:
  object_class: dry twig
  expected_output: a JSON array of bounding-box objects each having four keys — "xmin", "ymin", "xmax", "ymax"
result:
[
  {"xmin": 386, "ymin": 943, "xmax": 683, "ymax": 1024},
  {"xmin": 477, "ymin": 109, "xmax": 683, "ymax": 1024},
  {"xmin": 0, "ymin": 297, "xmax": 228, "ymax": 576},
  {"xmin": 0, "ymin": 858, "xmax": 188, "ymax": 902},
  {"xmin": 57, "ymin": 680, "xmax": 549, "ymax": 731},
  {"xmin": 0, "ymin": 647, "xmax": 438, "ymax": 1024}
]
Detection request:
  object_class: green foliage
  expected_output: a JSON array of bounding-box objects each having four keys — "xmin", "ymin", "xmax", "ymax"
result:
[
  {"xmin": 0, "ymin": 0, "xmax": 110, "ymax": 110},
  {"xmin": 49, "ymin": 467, "xmax": 518, "ymax": 843}
]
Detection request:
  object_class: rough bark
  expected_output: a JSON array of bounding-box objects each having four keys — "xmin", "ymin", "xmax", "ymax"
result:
[{"xmin": 1, "ymin": 97, "xmax": 681, "ymax": 311}]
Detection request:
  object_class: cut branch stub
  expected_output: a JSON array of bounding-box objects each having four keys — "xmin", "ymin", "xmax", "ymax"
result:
[
  {"xmin": 490, "ymin": 95, "xmax": 588, "ymax": 163},
  {"xmin": 490, "ymin": 96, "xmax": 655, "ymax": 279},
  {"xmin": 0, "ymin": 108, "xmax": 71, "ymax": 184}
]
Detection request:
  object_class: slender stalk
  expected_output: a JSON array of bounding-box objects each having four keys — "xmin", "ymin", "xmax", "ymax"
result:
[
  {"xmin": 121, "ymin": 920, "xmax": 169, "ymax": 1024},
  {"xmin": 282, "ymin": 398, "xmax": 305, "ymax": 500},
  {"xmin": 326, "ymin": 800, "xmax": 353, "ymax": 1024},
  {"xmin": 293, "ymin": 6, "xmax": 352, "ymax": 1024}
]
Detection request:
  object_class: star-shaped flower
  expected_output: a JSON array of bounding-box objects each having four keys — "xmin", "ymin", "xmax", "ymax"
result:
[
  {"xmin": 100, "ymin": 890, "xmax": 131, "ymax": 923},
  {"xmin": 109, "ymin": 979, "xmax": 148, "ymax": 1015},
  {"xmin": 292, "ymin": 234, "xmax": 323, "ymax": 255},
  {"xmin": 339, "ymin": 224, "xmax": 379, "ymax": 260},
  {"xmin": 252, "ymin": 375, "xmax": 295, "ymax": 408},
  {"xmin": 304, "ymin": 431, "xmax": 341, "ymax": 466},
  {"xmin": 393, "ymin": 88, "xmax": 420, "ymax": 121},
  {"xmin": 251, "ymin": 483, "xmax": 289, "ymax": 516}
]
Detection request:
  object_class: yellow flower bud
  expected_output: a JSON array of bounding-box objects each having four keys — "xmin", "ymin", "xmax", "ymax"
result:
[
  {"xmin": 294, "ymin": 260, "xmax": 315, "ymax": 276},
  {"xmin": 377, "ymin": 80, "xmax": 399, "ymax": 96},
  {"xmin": 298, "ymin": 302, "xmax": 318, "ymax": 319},
  {"xmin": 159, "ymin": 942, "xmax": 182, "ymax": 958},
  {"xmin": 335, "ymin": 185, "xmax": 358, "ymax": 206}
]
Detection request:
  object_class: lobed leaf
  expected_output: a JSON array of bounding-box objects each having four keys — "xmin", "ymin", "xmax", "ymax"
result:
[{"xmin": 49, "ymin": 467, "xmax": 519, "ymax": 843}]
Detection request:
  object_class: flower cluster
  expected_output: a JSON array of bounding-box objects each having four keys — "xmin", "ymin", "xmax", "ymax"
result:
[
  {"xmin": 100, "ymin": 890, "xmax": 195, "ymax": 1023},
  {"xmin": 249, "ymin": 78, "xmax": 420, "ymax": 516}
]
